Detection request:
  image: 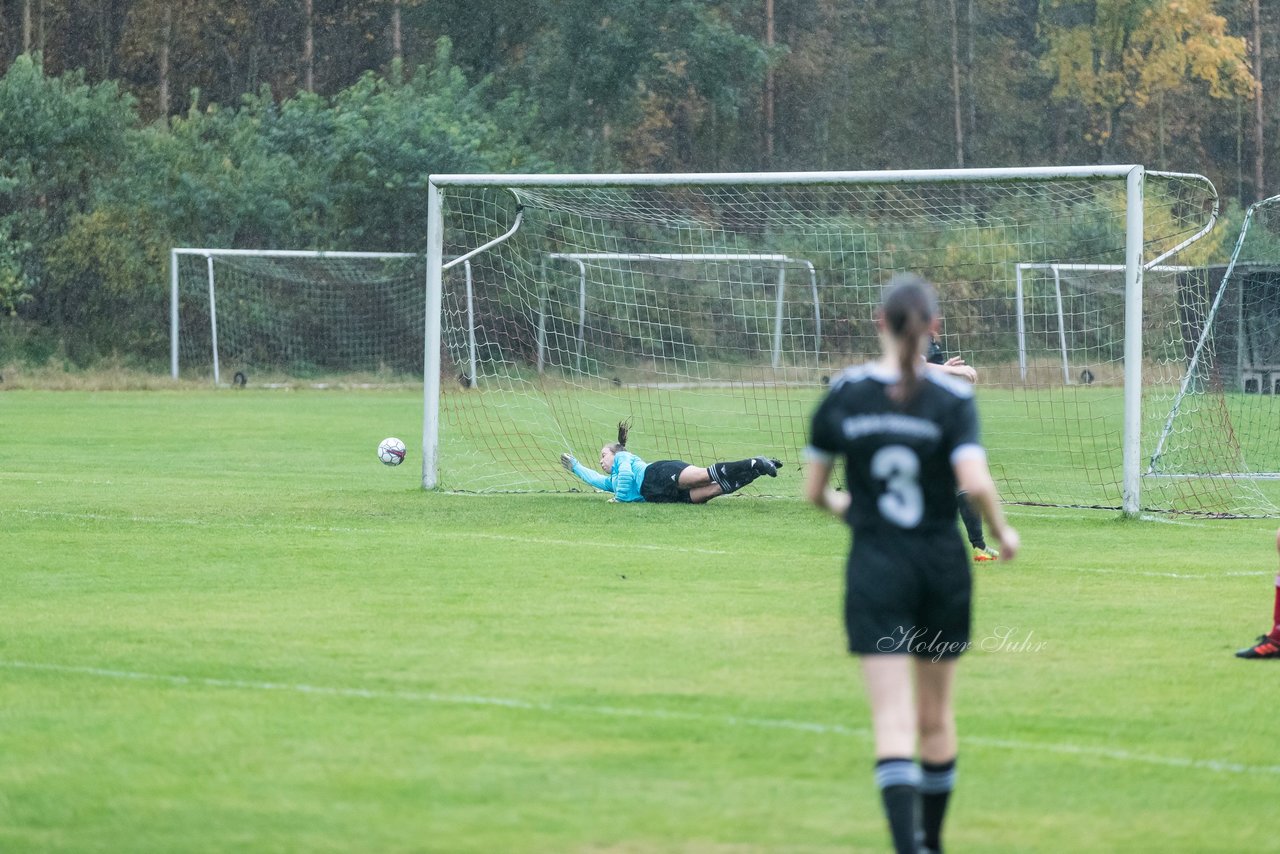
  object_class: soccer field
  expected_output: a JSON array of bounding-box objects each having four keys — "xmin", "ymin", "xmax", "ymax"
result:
[{"xmin": 2, "ymin": 390, "xmax": 1277, "ymax": 852}]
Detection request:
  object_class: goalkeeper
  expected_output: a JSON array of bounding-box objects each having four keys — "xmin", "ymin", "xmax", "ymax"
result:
[
  {"xmin": 926, "ymin": 336, "xmax": 998, "ymax": 562},
  {"xmin": 559, "ymin": 420, "xmax": 782, "ymax": 504}
]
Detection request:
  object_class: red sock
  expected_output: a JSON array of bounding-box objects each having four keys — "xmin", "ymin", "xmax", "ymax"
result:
[{"xmin": 1269, "ymin": 575, "xmax": 1280, "ymax": 643}]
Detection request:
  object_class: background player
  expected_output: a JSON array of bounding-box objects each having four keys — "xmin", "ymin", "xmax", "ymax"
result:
[
  {"xmin": 560, "ymin": 420, "xmax": 782, "ymax": 504},
  {"xmin": 926, "ymin": 336, "xmax": 998, "ymax": 562},
  {"xmin": 1236, "ymin": 527, "xmax": 1280, "ymax": 659},
  {"xmin": 805, "ymin": 273, "xmax": 1018, "ymax": 854}
]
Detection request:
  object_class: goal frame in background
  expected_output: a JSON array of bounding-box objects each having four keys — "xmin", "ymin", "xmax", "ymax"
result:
[
  {"xmin": 1013, "ymin": 262, "xmax": 1197, "ymax": 385},
  {"xmin": 425, "ymin": 166, "xmax": 1220, "ymax": 516},
  {"xmin": 169, "ymin": 247, "xmax": 420, "ymax": 386},
  {"xmin": 540, "ymin": 252, "xmax": 820, "ymax": 374}
]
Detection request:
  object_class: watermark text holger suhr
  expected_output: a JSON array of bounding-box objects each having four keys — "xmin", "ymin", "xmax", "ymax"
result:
[{"xmin": 877, "ymin": 626, "xmax": 1048, "ymax": 662}]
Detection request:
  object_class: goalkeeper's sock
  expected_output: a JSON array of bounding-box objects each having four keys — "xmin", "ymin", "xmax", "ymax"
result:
[
  {"xmin": 1268, "ymin": 574, "xmax": 1280, "ymax": 643},
  {"xmin": 710, "ymin": 458, "xmax": 769, "ymax": 493},
  {"xmin": 874, "ymin": 758, "xmax": 920, "ymax": 854},
  {"xmin": 710, "ymin": 461, "xmax": 746, "ymax": 492},
  {"xmin": 920, "ymin": 757, "xmax": 957, "ymax": 854},
  {"xmin": 707, "ymin": 462, "xmax": 733, "ymax": 492}
]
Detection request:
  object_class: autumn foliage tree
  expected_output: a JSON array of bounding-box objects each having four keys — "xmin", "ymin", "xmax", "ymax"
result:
[{"xmin": 1040, "ymin": 0, "xmax": 1255, "ymax": 164}]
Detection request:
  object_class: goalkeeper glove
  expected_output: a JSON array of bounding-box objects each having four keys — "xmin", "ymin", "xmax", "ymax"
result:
[{"xmin": 560, "ymin": 452, "xmax": 577, "ymax": 471}]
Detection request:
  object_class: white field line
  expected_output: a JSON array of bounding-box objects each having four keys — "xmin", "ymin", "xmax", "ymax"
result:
[
  {"xmin": 1049, "ymin": 565, "xmax": 1270, "ymax": 579},
  {"xmin": 5, "ymin": 509, "xmax": 1263, "ymax": 571},
  {"xmin": 4, "ymin": 509, "xmax": 726, "ymax": 555},
  {"xmin": 1003, "ymin": 512, "xmax": 1274, "ymax": 578},
  {"xmin": 3, "ymin": 660, "xmax": 1277, "ymax": 777},
  {"xmin": 1003, "ymin": 509, "xmax": 1120, "ymax": 521},
  {"xmin": 4, "ymin": 509, "xmax": 1262, "ymax": 566},
  {"xmin": 11, "ymin": 505, "xmax": 1259, "ymax": 533},
  {"xmin": 12, "ymin": 509, "xmax": 1264, "ymax": 575},
  {"xmin": 463, "ymin": 531, "xmax": 727, "ymax": 555},
  {"xmin": 1004, "ymin": 509, "xmax": 1279, "ymax": 529},
  {"xmin": 1137, "ymin": 514, "xmax": 1222, "ymax": 528},
  {"xmin": 1004, "ymin": 509, "xmax": 1226, "ymax": 528}
]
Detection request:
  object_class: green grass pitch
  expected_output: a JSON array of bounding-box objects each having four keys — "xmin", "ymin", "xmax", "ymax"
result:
[{"xmin": 2, "ymin": 390, "xmax": 1277, "ymax": 852}]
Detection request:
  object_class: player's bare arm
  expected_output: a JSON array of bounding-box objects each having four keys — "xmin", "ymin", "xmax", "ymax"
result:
[{"xmin": 928, "ymin": 357, "xmax": 977, "ymax": 384}]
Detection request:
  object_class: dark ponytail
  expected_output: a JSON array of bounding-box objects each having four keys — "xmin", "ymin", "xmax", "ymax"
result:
[
  {"xmin": 607, "ymin": 418, "xmax": 632, "ymax": 453},
  {"xmin": 881, "ymin": 274, "xmax": 938, "ymax": 406}
]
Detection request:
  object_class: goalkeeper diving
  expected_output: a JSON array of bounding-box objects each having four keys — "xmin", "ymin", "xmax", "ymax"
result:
[{"xmin": 559, "ymin": 420, "xmax": 782, "ymax": 504}]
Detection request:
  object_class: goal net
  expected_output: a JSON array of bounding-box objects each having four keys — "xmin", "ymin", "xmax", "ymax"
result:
[
  {"xmin": 170, "ymin": 249, "xmax": 425, "ymax": 385},
  {"xmin": 1147, "ymin": 194, "xmax": 1280, "ymax": 516},
  {"xmin": 427, "ymin": 167, "xmax": 1247, "ymax": 515}
]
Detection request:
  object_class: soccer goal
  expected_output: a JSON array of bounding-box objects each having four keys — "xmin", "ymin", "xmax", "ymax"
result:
[
  {"xmin": 423, "ymin": 166, "xmax": 1249, "ymax": 515},
  {"xmin": 1145, "ymin": 194, "xmax": 1280, "ymax": 516},
  {"xmin": 170, "ymin": 248, "xmax": 426, "ymax": 385}
]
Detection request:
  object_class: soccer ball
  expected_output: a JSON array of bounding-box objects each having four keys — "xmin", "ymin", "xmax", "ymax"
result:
[{"xmin": 378, "ymin": 437, "xmax": 406, "ymax": 466}]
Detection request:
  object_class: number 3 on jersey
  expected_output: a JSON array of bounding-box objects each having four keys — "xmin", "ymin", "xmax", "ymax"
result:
[{"xmin": 870, "ymin": 445, "xmax": 924, "ymax": 528}]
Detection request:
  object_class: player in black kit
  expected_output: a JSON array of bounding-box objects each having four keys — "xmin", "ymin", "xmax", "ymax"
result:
[
  {"xmin": 805, "ymin": 274, "xmax": 1018, "ymax": 854},
  {"xmin": 925, "ymin": 337, "xmax": 998, "ymax": 562}
]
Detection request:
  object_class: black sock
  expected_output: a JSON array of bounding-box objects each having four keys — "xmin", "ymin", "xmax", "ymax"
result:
[
  {"xmin": 708, "ymin": 462, "xmax": 733, "ymax": 492},
  {"xmin": 920, "ymin": 758, "xmax": 957, "ymax": 853},
  {"xmin": 956, "ymin": 491, "xmax": 984, "ymax": 549},
  {"xmin": 710, "ymin": 459, "xmax": 760, "ymax": 493},
  {"xmin": 874, "ymin": 758, "xmax": 920, "ymax": 854}
]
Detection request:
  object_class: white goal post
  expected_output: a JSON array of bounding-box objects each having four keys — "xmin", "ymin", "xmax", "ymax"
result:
[{"xmin": 424, "ymin": 166, "xmax": 1229, "ymax": 516}]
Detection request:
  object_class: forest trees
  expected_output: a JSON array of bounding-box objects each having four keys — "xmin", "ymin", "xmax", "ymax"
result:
[
  {"xmin": 0, "ymin": 1, "xmax": 1268, "ymax": 180},
  {"xmin": 0, "ymin": 0, "xmax": 1273, "ymax": 364},
  {"xmin": 0, "ymin": 39, "xmax": 546, "ymax": 361},
  {"xmin": 0, "ymin": 54, "xmax": 132, "ymax": 320}
]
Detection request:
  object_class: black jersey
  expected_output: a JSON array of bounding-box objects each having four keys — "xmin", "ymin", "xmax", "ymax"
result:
[
  {"xmin": 925, "ymin": 335, "xmax": 946, "ymax": 365},
  {"xmin": 807, "ymin": 363, "xmax": 983, "ymax": 534}
]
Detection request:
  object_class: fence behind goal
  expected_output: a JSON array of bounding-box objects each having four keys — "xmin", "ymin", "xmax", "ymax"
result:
[{"xmin": 422, "ymin": 167, "xmax": 1277, "ymax": 516}]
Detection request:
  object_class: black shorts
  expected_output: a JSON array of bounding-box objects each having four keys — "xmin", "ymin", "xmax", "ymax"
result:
[
  {"xmin": 640, "ymin": 460, "xmax": 693, "ymax": 503},
  {"xmin": 844, "ymin": 529, "xmax": 971, "ymax": 659}
]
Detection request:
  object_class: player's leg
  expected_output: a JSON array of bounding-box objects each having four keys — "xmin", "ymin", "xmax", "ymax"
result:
[
  {"xmin": 915, "ymin": 658, "xmax": 960, "ymax": 854},
  {"xmin": 677, "ymin": 465, "xmax": 712, "ymax": 488},
  {"xmin": 1236, "ymin": 526, "xmax": 1280, "ymax": 659},
  {"xmin": 957, "ymin": 491, "xmax": 996, "ymax": 561},
  {"xmin": 705, "ymin": 456, "xmax": 782, "ymax": 494},
  {"xmin": 861, "ymin": 655, "xmax": 920, "ymax": 854},
  {"xmin": 686, "ymin": 483, "xmax": 724, "ymax": 503},
  {"xmin": 673, "ymin": 466, "xmax": 726, "ymax": 502}
]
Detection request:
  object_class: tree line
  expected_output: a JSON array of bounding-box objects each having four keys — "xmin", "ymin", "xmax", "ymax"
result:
[{"xmin": 0, "ymin": 0, "xmax": 1272, "ymax": 366}]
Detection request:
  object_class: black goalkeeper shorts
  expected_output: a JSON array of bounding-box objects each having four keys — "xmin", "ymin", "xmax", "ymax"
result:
[
  {"xmin": 640, "ymin": 460, "xmax": 694, "ymax": 503},
  {"xmin": 843, "ymin": 528, "xmax": 972, "ymax": 659}
]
